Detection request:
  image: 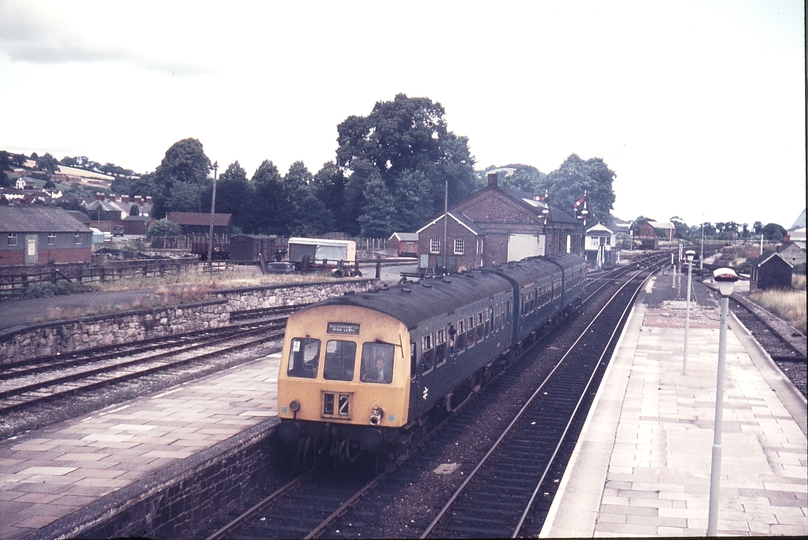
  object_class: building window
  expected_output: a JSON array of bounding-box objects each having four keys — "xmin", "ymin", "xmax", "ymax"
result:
[
  {"xmin": 454, "ymin": 238, "xmax": 464, "ymax": 255},
  {"xmin": 430, "ymin": 238, "xmax": 441, "ymax": 254},
  {"xmin": 7, "ymin": 233, "xmax": 17, "ymax": 247},
  {"xmin": 74, "ymin": 233, "xmax": 82, "ymax": 244},
  {"xmin": 48, "ymin": 233, "xmax": 56, "ymax": 245}
]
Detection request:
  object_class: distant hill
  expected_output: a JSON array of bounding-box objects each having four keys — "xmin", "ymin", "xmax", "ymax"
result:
[{"xmin": 792, "ymin": 209, "xmax": 806, "ymax": 230}]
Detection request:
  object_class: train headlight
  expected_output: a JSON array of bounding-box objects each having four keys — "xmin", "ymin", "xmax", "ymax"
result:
[
  {"xmin": 289, "ymin": 400, "xmax": 300, "ymax": 412},
  {"xmin": 369, "ymin": 406, "xmax": 384, "ymax": 426}
]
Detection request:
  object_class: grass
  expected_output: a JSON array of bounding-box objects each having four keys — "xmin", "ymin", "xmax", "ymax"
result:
[
  {"xmin": 92, "ymin": 268, "xmax": 355, "ymax": 306},
  {"xmin": 748, "ymin": 278, "xmax": 807, "ymax": 335}
]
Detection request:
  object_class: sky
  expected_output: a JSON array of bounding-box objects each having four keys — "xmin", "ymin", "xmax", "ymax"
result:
[{"xmin": 0, "ymin": 0, "xmax": 804, "ymax": 229}]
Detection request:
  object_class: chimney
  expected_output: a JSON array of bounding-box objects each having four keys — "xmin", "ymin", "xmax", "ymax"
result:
[
  {"xmin": 135, "ymin": 195, "xmax": 143, "ymax": 205},
  {"xmin": 121, "ymin": 195, "xmax": 129, "ymax": 204},
  {"xmin": 783, "ymin": 233, "xmax": 790, "ymax": 243},
  {"xmin": 109, "ymin": 194, "xmax": 116, "ymax": 202},
  {"xmin": 487, "ymin": 172, "xmax": 498, "ymax": 187},
  {"xmin": 145, "ymin": 196, "xmax": 153, "ymax": 205},
  {"xmin": 96, "ymin": 192, "xmax": 105, "ymax": 201}
]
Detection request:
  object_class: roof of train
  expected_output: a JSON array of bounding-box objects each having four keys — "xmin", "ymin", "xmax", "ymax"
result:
[
  {"xmin": 483, "ymin": 253, "xmax": 584, "ymax": 287},
  {"xmin": 304, "ymin": 270, "xmax": 512, "ymax": 330},
  {"xmin": 300, "ymin": 254, "xmax": 585, "ymax": 331}
]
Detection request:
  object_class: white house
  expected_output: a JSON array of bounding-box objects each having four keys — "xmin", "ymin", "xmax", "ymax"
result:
[{"xmin": 585, "ymin": 223, "xmax": 614, "ymax": 267}]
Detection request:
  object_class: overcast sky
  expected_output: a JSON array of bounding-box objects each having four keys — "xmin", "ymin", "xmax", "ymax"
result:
[{"xmin": 1, "ymin": 0, "xmax": 804, "ymax": 228}]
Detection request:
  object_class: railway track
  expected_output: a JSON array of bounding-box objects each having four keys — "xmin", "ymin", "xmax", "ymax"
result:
[
  {"xmin": 418, "ymin": 265, "xmax": 653, "ymax": 538},
  {"xmin": 728, "ymin": 292, "xmax": 807, "ymax": 398},
  {"xmin": 0, "ymin": 308, "xmax": 299, "ymax": 439},
  {"xmin": 198, "ymin": 261, "xmax": 662, "ymax": 539}
]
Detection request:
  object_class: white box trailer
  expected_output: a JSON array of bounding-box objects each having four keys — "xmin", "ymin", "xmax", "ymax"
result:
[{"xmin": 287, "ymin": 237, "xmax": 360, "ymax": 276}]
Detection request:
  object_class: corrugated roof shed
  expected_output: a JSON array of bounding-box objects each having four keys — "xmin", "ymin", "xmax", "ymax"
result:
[
  {"xmin": 0, "ymin": 206, "xmax": 92, "ymax": 233},
  {"xmin": 167, "ymin": 212, "xmax": 232, "ymax": 226}
]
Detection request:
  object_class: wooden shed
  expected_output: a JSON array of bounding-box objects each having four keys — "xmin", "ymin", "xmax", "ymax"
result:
[
  {"xmin": 229, "ymin": 235, "xmax": 279, "ymax": 262},
  {"xmin": 750, "ymin": 251, "xmax": 792, "ymax": 291}
]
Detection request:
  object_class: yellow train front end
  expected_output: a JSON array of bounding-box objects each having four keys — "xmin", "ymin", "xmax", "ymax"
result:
[{"xmin": 276, "ymin": 304, "xmax": 412, "ymax": 462}]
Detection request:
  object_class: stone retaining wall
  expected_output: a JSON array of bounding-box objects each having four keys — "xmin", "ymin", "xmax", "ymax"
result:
[{"xmin": 0, "ymin": 278, "xmax": 375, "ymax": 363}]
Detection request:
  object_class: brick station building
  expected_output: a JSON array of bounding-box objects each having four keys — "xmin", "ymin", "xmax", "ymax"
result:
[
  {"xmin": 417, "ymin": 172, "xmax": 584, "ymax": 272},
  {"xmin": 0, "ymin": 206, "xmax": 93, "ymax": 266}
]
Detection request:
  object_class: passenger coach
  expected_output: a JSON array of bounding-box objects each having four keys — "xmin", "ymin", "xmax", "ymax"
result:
[{"xmin": 277, "ymin": 254, "xmax": 586, "ymax": 463}]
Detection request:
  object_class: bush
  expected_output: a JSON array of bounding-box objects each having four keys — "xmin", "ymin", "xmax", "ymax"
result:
[
  {"xmin": 147, "ymin": 219, "xmax": 182, "ymax": 238},
  {"xmin": 23, "ymin": 281, "xmax": 99, "ymax": 298}
]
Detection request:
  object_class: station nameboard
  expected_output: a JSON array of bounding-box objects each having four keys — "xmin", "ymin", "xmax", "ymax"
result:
[{"xmin": 327, "ymin": 322, "xmax": 360, "ymax": 335}]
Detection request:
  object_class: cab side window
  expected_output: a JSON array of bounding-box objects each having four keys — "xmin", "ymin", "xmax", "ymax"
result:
[
  {"xmin": 361, "ymin": 342, "xmax": 395, "ymax": 384},
  {"xmin": 288, "ymin": 338, "xmax": 320, "ymax": 378}
]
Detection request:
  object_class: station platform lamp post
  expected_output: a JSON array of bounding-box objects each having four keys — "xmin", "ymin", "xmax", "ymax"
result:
[
  {"xmin": 682, "ymin": 249, "xmax": 695, "ymax": 375},
  {"xmin": 707, "ymin": 267, "xmax": 739, "ymax": 536}
]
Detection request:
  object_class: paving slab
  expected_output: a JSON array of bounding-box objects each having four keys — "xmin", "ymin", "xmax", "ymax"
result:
[
  {"xmin": 0, "ymin": 353, "xmax": 280, "ymax": 540},
  {"xmin": 542, "ymin": 276, "xmax": 808, "ymax": 537}
]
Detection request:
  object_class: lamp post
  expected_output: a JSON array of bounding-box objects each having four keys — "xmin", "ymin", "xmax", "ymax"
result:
[
  {"xmin": 700, "ymin": 222, "xmax": 705, "ymax": 271},
  {"xmin": 707, "ymin": 267, "xmax": 739, "ymax": 536},
  {"xmin": 207, "ymin": 161, "xmax": 219, "ymax": 269},
  {"xmin": 682, "ymin": 249, "xmax": 695, "ymax": 375}
]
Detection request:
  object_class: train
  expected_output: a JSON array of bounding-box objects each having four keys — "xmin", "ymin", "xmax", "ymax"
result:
[{"xmin": 276, "ymin": 253, "xmax": 587, "ymax": 466}]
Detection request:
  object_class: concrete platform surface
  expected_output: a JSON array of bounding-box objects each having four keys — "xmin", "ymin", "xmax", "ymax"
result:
[
  {"xmin": 541, "ymin": 276, "xmax": 808, "ymax": 537},
  {"xmin": 0, "ymin": 353, "xmax": 280, "ymax": 540}
]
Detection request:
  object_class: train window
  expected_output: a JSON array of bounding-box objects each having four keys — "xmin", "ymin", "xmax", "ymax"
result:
[
  {"xmin": 448, "ymin": 325, "xmax": 457, "ymax": 356},
  {"xmin": 485, "ymin": 308, "xmax": 492, "ymax": 337},
  {"xmin": 466, "ymin": 316, "xmax": 475, "ymax": 348},
  {"xmin": 288, "ymin": 338, "xmax": 320, "ymax": 379},
  {"xmin": 323, "ymin": 340, "xmax": 357, "ymax": 381},
  {"xmin": 476, "ymin": 312, "xmax": 484, "ymax": 342},
  {"xmin": 435, "ymin": 328, "xmax": 447, "ymax": 366},
  {"xmin": 456, "ymin": 320, "xmax": 466, "ymax": 351},
  {"xmin": 410, "ymin": 342, "xmax": 417, "ymax": 380},
  {"xmin": 361, "ymin": 342, "xmax": 395, "ymax": 384},
  {"xmin": 421, "ymin": 333, "xmax": 434, "ymax": 373}
]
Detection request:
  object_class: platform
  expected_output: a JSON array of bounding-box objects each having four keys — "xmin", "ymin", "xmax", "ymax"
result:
[
  {"xmin": 0, "ymin": 353, "xmax": 281, "ymax": 540},
  {"xmin": 541, "ymin": 276, "xmax": 808, "ymax": 537},
  {"xmin": 2, "ymin": 273, "xmax": 806, "ymax": 538}
]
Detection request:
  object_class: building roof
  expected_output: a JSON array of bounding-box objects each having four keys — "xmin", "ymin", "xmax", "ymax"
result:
[
  {"xmin": 0, "ymin": 206, "xmax": 93, "ymax": 233},
  {"xmin": 389, "ymin": 232, "xmax": 419, "ymax": 242},
  {"xmin": 586, "ymin": 224, "xmax": 613, "ymax": 235},
  {"xmin": 416, "ymin": 212, "xmax": 483, "ymax": 236},
  {"xmin": 751, "ymin": 251, "xmax": 792, "ymax": 268},
  {"xmin": 167, "ymin": 212, "xmax": 232, "ymax": 227}
]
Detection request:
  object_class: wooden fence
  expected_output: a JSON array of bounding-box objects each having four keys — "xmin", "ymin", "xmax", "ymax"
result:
[{"xmin": 0, "ymin": 259, "xmax": 225, "ymax": 300}]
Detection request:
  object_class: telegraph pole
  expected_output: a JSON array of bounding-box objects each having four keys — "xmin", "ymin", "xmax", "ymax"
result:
[{"xmin": 207, "ymin": 161, "xmax": 219, "ymax": 269}]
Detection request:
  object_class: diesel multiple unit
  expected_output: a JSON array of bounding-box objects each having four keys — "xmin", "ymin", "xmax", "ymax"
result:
[{"xmin": 276, "ymin": 253, "xmax": 587, "ymax": 463}]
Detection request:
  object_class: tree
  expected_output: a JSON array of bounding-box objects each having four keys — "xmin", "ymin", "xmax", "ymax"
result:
[
  {"xmin": 543, "ymin": 154, "xmax": 616, "ymax": 226},
  {"xmin": 335, "ymin": 94, "xmax": 476, "ymax": 228},
  {"xmin": 36, "ymin": 153, "xmax": 59, "ymax": 174},
  {"xmin": 0, "ymin": 151, "xmax": 11, "ymax": 188},
  {"xmin": 485, "ymin": 164, "xmax": 547, "ymax": 195},
  {"xmin": 284, "ymin": 161, "xmax": 331, "ymax": 236},
  {"xmin": 761, "ymin": 222, "xmax": 786, "ymax": 242},
  {"xmin": 358, "ymin": 174, "xmax": 395, "ymax": 237},
  {"xmin": 146, "ymin": 218, "xmax": 182, "ymax": 238},
  {"xmin": 392, "ymin": 169, "xmax": 434, "ymax": 232},
  {"xmin": 215, "ymin": 161, "xmax": 252, "ymax": 230},
  {"xmin": 247, "ymin": 160, "xmax": 286, "ymax": 235},
  {"xmin": 312, "ymin": 161, "xmax": 344, "ymax": 233},
  {"xmin": 148, "ymin": 138, "xmax": 211, "ymax": 218}
]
